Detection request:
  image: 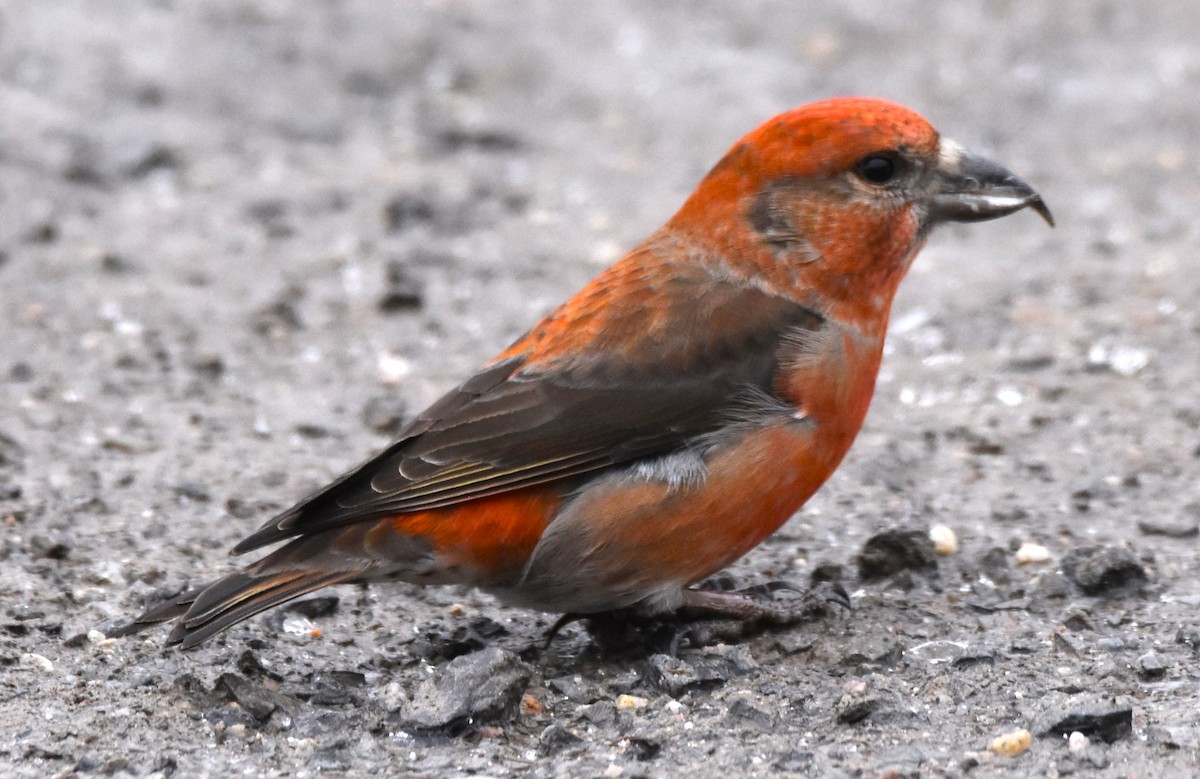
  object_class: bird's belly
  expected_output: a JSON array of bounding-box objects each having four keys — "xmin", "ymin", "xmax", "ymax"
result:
[{"xmin": 497, "ymin": 412, "xmax": 856, "ymax": 614}]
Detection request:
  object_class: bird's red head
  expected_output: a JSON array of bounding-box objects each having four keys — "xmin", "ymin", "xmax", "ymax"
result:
[{"xmin": 666, "ymin": 97, "xmax": 1050, "ymax": 332}]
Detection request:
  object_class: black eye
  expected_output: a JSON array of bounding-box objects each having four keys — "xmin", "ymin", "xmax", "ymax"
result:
[{"xmin": 857, "ymin": 153, "xmax": 900, "ymax": 185}]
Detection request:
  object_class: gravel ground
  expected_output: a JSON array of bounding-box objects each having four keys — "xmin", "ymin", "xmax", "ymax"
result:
[{"xmin": 2, "ymin": 2, "xmax": 1199, "ymax": 777}]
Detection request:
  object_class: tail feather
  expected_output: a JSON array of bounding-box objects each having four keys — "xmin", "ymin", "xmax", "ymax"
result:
[
  {"xmin": 168, "ymin": 570, "xmax": 360, "ymax": 649},
  {"xmin": 110, "ymin": 523, "xmax": 394, "ymax": 647},
  {"xmin": 108, "ymin": 568, "xmax": 364, "ymax": 648},
  {"xmin": 106, "ymin": 585, "xmax": 208, "ymax": 638}
]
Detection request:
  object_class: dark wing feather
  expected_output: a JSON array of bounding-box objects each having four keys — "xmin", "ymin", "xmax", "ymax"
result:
[{"xmin": 233, "ymin": 279, "xmax": 824, "ymax": 554}]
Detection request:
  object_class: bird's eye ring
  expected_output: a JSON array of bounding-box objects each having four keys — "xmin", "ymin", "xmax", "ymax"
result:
[{"xmin": 856, "ymin": 153, "xmax": 900, "ymax": 185}]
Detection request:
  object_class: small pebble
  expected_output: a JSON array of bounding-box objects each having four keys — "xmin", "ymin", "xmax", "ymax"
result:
[
  {"xmin": 20, "ymin": 653, "xmax": 54, "ymax": 672},
  {"xmin": 282, "ymin": 614, "xmax": 317, "ymax": 635},
  {"xmin": 1068, "ymin": 731, "xmax": 1090, "ymax": 753},
  {"xmin": 930, "ymin": 524, "xmax": 958, "ymax": 555},
  {"xmin": 989, "ymin": 727, "xmax": 1033, "ymax": 757},
  {"xmin": 1061, "ymin": 544, "xmax": 1148, "ymax": 595},
  {"xmin": 1015, "ymin": 542, "xmax": 1051, "ymax": 565},
  {"xmin": 1138, "ymin": 651, "xmax": 1167, "ymax": 679},
  {"xmin": 376, "ymin": 351, "xmax": 412, "ymax": 384},
  {"xmin": 615, "ymin": 694, "xmax": 649, "ymax": 710}
]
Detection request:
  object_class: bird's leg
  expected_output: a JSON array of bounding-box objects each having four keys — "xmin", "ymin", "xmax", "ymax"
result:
[
  {"xmin": 539, "ymin": 580, "xmax": 849, "ymax": 655},
  {"xmin": 675, "ymin": 578, "xmax": 850, "ymax": 646}
]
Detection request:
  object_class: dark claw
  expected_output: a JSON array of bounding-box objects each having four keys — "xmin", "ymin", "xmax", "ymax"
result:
[
  {"xmin": 810, "ymin": 580, "xmax": 852, "ymax": 611},
  {"xmin": 542, "ymin": 612, "xmax": 588, "ymax": 649}
]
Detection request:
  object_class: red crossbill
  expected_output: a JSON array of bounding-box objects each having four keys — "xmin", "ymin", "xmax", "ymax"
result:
[{"xmin": 114, "ymin": 97, "xmax": 1051, "ymax": 648}]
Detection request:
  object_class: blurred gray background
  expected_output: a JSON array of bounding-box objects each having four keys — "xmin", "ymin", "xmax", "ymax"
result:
[{"xmin": 1, "ymin": 2, "xmax": 1197, "ymax": 776}]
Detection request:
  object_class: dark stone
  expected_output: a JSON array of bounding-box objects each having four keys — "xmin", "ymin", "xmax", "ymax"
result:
[
  {"xmin": 24, "ymin": 221, "xmax": 58, "ymax": 244},
  {"xmin": 1061, "ymin": 545, "xmax": 1148, "ymax": 596},
  {"xmin": 361, "ymin": 395, "xmax": 409, "ymax": 436},
  {"xmin": 1035, "ymin": 694, "xmax": 1133, "ymax": 743},
  {"xmin": 625, "ymin": 737, "xmax": 662, "ymax": 761},
  {"xmin": 1031, "ymin": 570, "xmax": 1072, "ymax": 600},
  {"xmin": 538, "ymin": 723, "xmax": 582, "ymax": 753},
  {"xmin": 173, "ymin": 482, "xmax": 211, "ymax": 503},
  {"xmin": 836, "ymin": 696, "xmax": 879, "ymax": 725},
  {"xmin": 951, "ymin": 646, "xmax": 996, "ymax": 669},
  {"xmin": 398, "ymin": 647, "xmax": 532, "ymax": 734},
  {"xmin": 9, "ymin": 362, "xmax": 33, "ymax": 382},
  {"xmin": 856, "ymin": 528, "xmax": 938, "ymax": 582},
  {"xmin": 73, "ymin": 756, "xmax": 103, "ymax": 773},
  {"xmin": 153, "ymin": 753, "xmax": 178, "ymax": 776},
  {"xmin": 382, "ymin": 194, "xmax": 438, "ymax": 231},
  {"xmin": 63, "ymin": 140, "xmax": 106, "ymax": 185},
  {"xmin": 692, "ymin": 644, "xmax": 760, "ymax": 682},
  {"xmin": 808, "ymin": 562, "xmax": 845, "ymax": 584},
  {"xmin": 236, "ymin": 650, "xmax": 280, "ymax": 681},
  {"xmin": 0, "ymin": 431, "xmax": 25, "ymax": 470},
  {"xmin": 99, "ymin": 252, "xmax": 137, "ymax": 274},
  {"xmin": 546, "ymin": 675, "xmax": 600, "ymax": 704},
  {"xmin": 645, "ymin": 654, "xmax": 703, "ymax": 696},
  {"xmin": 410, "ymin": 616, "xmax": 508, "ymax": 662},
  {"xmin": 432, "ymin": 126, "xmax": 525, "ymax": 153},
  {"xmin": 1137, "ymin": 517, "xmax": 1199, "ymax": 538},
  {"xmin": 577, "ymin": 701, "xmax": 617, "ymax": 728},
  {"xmin": 1062, "ymin": 607, "xmax": 1095, "ymax": 632},
  {"xmin": 1007, "ymin": 354, "xmax": 1055, "ymax": 371},
  {"xmin": 124, "ymin": 144, "xmax": 182, "ymax": 178},
  {"xmin": 294, "ymin": 423, "xmax": 331, "ymax": 440},
  {"xmin": 727, "ymin": 696, "xmax": 776, "ymax": 729},
  {"xmin": 252, "ymin": 286, "xmax": 306, "ymax": 336},
  {"xmin": 245, "ymin": 199, "xmax": 293, "ymax": 238},
  {"xmin": 309, "ymin": 747, "xmax": 350, "ymax": 772},
  {"xmin": 189, "ymin": 356, "xmax": 225, "ymax": 381},
  {"xmin": 30, "ymin": 533, "xmax": 70, "ymax": 560},
  {"xmin": 225, "ymin": 498, "xmax": 264, "ymax": 519},
  {"xmin": 309, "ymin": 671, "xmax": 368, "ymax": 706},
  {"xmin": 215, "ymin": 673, "xmax": 291, "ymax": 722},
  {"xmin": 1052, "ymin": 631, "xmax": 1079, "ymax": 656},
  {"xmin": 976, "ymin": 546, "xmax": 1012, "ymax": 585},
  {"xmin": 1137, "ymin": 651, "xmax": 1167, "ymax": 679},
  {"xmin": 284, "ymin": 596, "xmax": 340, "ymax": 619},
  {"xmin": 378, "ymin": 260, "xmax": 425, "ymax": 312}
]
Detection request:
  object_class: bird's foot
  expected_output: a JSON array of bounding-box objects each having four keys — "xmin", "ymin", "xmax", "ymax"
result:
[
  {"xmin": 675, "ymin": 578, "xmax": 850, "ymax": 646},
  {"xmin": 540, "ymin": 578, "xmax": 849, "ymax": 656}
]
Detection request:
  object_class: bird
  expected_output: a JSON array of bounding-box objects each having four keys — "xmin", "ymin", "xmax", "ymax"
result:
[{"xmin": 112, "ymin": 97, "xmax": 1052, "ymax": 649}]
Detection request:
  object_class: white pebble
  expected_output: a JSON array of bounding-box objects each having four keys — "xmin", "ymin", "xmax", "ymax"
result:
[
  {"xmin": 20, "ymin": 653, "xmax": 54, "ymax": 672},
  {"xmin": 376, "ymin": 351, "xmax": 412, "ymax": 384},
  {"xmin": 282, "ymin": 614, "xmax": 316, "ymax": 635},
  {"xmin": 930, "ymin": 524, "xmax": 958, "ymax": 555},
  {"xmin": 1068, "ymin": 731, "xmax": 1089, "ymax": 752},
  {"xmin": 996, "ymin": 386, "xmax": 1025, "ymax": 407},
  {"xmin": 1015, "ymin": 542, "xmax": 1051, "ymax": 565},
  {"xmin": 1109, "ymin": 346, "xmax": 1150, "ymax": 376}
]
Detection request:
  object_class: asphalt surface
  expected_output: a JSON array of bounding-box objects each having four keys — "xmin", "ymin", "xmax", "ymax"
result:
[{"xmin": 2, "ymin": 2, "xmax": 1199, "ymax": 777}]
